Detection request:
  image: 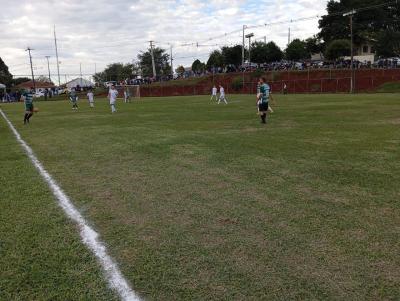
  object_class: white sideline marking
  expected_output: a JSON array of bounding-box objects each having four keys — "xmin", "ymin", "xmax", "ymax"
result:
[{"xmin": 0, "ymin": 109, "xmax": 141, "ymax": 301}]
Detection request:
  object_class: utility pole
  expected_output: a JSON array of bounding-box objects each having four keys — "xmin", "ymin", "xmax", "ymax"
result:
[
  {"xmin": 344, "ymin": 10, "xmax": 356, "ymax": 93},
  {"xmin": 149, "ymin": 41, "xmax": 157, "ymax": 79},
  {"xmin": 288, "ymin": 27, "xmax": 291, "ymax": 45},
  {"xmin": 242, "ymin": 25, "xmax": 246, "ymax": 66},
  {"xmin": 242, "ymin": 25, "xmax": 246, "ymax": 91},
  {"xmin": 264, "ymin": 36, "xmax": 266, "ymax": 44},
  {"xmin": 80, "ymin": 63, "xmax": 83, "ymax": 86},
  {"xmin": 169, "ymin": 44, "xmax": 173, "ymax": 77},
  {"xmin": 45, "ymin": 56, "xmax": 51, "ymax": 82},
  {"xmin": 25, "ymin": 47, "xmax": 36, "ymax": 90},
  {"xmin": 54, "ymin": 25, "xmax": 61, "ymax": 86}
]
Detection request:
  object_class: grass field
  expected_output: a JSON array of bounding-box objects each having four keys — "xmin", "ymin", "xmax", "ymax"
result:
[{"xmin": 1, "ymin": 94, "xmax": 399, "ymax": 300}]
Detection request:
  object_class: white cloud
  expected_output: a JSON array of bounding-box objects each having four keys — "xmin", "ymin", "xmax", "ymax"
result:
[{"xmin": 0, "ymin": 0, "xmax": 327, "ymax": 83}]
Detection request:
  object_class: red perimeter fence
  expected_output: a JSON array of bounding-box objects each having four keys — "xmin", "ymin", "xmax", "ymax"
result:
[{"xmin": 139, "ymin": 69, "xmax": 400, "ymax": 97}]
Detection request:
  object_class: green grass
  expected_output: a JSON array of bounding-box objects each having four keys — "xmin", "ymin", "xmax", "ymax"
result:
[
  {"xmin": 377, "ymin": 81, "xmax": 400, "ymax": 93},
  {"xmin": 1, "ymin": 93, "xmax": 399, "ymax": 300},
  {"xmin": 0, "ymin": 111, "xmax": 117, "ymax": 300}
]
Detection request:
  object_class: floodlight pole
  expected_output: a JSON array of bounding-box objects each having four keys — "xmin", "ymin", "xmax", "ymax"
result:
[
  {"xmin": 245, "ymin": 33, "xmax": 254, "ymax": 65},
  {"xmin": 344, "ymin": 10, "xmax": 356, "ymax": 93}
]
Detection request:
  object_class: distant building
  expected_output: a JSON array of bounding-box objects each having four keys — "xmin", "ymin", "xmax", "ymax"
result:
[
  {"xmin": 14, "ymin": 80, "xmax": 55, "ymax": 93},
  {"xmin": 355, "ymin": 41, "xmax": 375, "ymax": 56},
  {"xmin": 65, "ymin": 78, "xmax": 94, "ymax": 90},
  {"xmin": 343, "ymin": 41, "xmax": 376, "ymax": 64},
  {"xmin": 311, "ymin": 53, "xmax": 324, "ymax": 61}
]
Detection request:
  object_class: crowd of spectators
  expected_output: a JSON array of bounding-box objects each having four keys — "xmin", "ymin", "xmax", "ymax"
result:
[{"xmin": 1, "ymin": 90, "xmax": 21, "ymax": 102}]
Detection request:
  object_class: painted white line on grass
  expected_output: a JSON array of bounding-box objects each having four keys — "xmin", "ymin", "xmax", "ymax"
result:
[{"xmin": 0, "ymin": 109, "xmax": 141, "ymax": 301}]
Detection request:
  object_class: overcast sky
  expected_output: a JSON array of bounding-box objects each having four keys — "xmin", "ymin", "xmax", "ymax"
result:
[{"xmin": 0, "ymin": 0, "xmax": 327, "ymax": 83}]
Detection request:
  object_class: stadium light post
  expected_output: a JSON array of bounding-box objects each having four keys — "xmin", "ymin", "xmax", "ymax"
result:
[
  {"xmin": 245, "ymin": 33, "xmax": 254, "ymax": 65},
  {"xmin": 343, "ymin": 10, "xmax": 356, "ymax": 93}
]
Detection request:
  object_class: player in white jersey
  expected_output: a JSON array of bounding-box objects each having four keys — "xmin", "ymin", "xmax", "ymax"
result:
[
  {"xmin": 108, "ymin": 85, "xmax": 118, "ymax": 113},
  {"xmin": 87, "ymin": 89, "xmax": 94, "ymax": 108},
  {"xmin": 210, "ymin": 85, "xmax": 217, "ymax": 101},
  {"xmin": 217, "ymin": 85, "xmax": 228, "ymax": 104}
]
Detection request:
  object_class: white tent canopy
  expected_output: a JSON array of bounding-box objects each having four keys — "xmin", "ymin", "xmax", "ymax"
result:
[{"xmin": 65, "ymin": 78, "xmax": 94, "ymax": 90}]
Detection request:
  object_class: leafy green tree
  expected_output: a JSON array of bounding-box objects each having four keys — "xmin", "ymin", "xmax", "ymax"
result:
[
  {"xmin": 137, "ymin": 47, "xmax": 170, "ymax": 78},
  {"xmin": 206, "ymin": 50, "xmax": 224, "ymax": 70},
  {"xmin": 375, "ymin": 30, "xmax": 400, "ymax": 57},
  {"xmin": 175, "ymin": 66, "xmax": 185, "ymax": 76},
  {"xmin": 318, "ymin": 0, "xmax": 400, "ymax": 45},
  {"xmin": 305, "ymin": 36, "xmax": 324, "ymax": 55},
  {"xmin": 93, "ymin": 63, "xmax": 137, "ymax": 84},
  {"xmin": 251, "ymin": 41, "xmax": 283, "ymax": 64},
  {"xmin": 221, "ymin": 45, "xmax": 243, "ymax": 66},
  {"xmin": 285, "ymin": 39, "xmax": 309, "ymax": 61},
  {"xmin": 0, "ymin": 57, "xmax": 13, "ymax": 86},
  {"xmin": 265, "ymin": 42, "xmax": 284, "ymax": 62},
  {"xmin": 191, "ymin": 59, "xmax": 206, "ymax": 73},
  {"xmin": 325, "ymin": 39, "xmax": 351, "ymax": 60}
]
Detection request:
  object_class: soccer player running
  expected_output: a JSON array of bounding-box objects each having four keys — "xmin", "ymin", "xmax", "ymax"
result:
[
  {"xmin": 87, "ymin": 88, "xmax": 95, "ymax": 108},
  {"xmin": 217, "ymin": 84, "xmax": 228, "ymax": 104},
  {"xmin": 69, "ymin": 88, "xmax": 78, "ymax": 110},
  {"xmin": 21, "ymin": 87, "xmax": 35, "ymax": 124},
  {"xmin": 257, "ymin": 77, "xmax": 271, "ymax": 124},
  {"xmin": 210, "ymin": 85, "xmax": 217, "ymax": 101},
  {"xmin": 108, "ymin": 84, "xmax": 118, "ymax": 113}
]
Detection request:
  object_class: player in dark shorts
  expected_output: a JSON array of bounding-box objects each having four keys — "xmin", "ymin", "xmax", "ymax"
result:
[
  {"xmin": 257, "ymin": 77, "xmax": 271, "ymax": 124},
  {"xmin": 22, "ymin": 87, "xmax": 35, "ymax": 124}
]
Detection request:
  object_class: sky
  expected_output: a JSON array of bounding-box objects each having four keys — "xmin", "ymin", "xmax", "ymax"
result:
[{"xmin": 0, "ymin": 0, "xmax": 327, "ymax": 84}]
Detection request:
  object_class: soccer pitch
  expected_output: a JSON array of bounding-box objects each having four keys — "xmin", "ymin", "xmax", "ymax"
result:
[{"xmin": 1, "ymin": 94, "xmax": 399, "ymax": 300}]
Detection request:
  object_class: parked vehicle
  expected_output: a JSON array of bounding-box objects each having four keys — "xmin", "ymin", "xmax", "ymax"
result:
[
  {"xmin": 104, "ymin": 81, "xmax": 117, "ymax": 88},
  {"xmin": 34, "ymin": 91, "xmax": 44, "ymax": 98}
]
